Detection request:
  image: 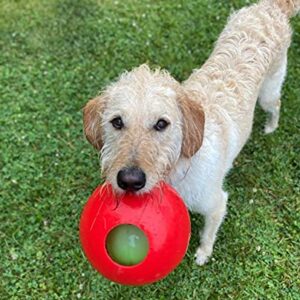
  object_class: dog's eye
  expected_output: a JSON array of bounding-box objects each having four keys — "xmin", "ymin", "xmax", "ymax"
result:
[
  {"xmin": 111, "ymin": 117, "xmax": 124, "ymax": 130},
  {"xmin": 154, "ymin": 119, "xmax": 169, "ymax": 131}
]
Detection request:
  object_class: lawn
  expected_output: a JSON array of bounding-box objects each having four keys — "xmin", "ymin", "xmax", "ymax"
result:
[{"xmin": 0, "ymin": 0, "xmax": 299, "ymax": 299}]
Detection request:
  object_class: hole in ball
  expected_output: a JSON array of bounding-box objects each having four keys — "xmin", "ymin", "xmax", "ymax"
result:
[{"xmin": 106, "ymin": 224, "xmax": 149, "ymax": 266}]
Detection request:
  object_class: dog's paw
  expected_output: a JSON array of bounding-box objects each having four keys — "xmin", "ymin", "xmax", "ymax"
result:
[
  {"xmin": 194, "ymin": 247, "xmax": 212, "ymax": 266},
  {"xmin": 264, "ymin": 123, "xmax": 278, "ymax": 134}
]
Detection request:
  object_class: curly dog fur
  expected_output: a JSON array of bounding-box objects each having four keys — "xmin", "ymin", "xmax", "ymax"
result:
[{"xmin": 83, "ymin": 0, "xmax": 299, "ymax": 265}]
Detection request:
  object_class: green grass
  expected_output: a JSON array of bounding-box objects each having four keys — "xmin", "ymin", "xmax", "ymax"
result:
[{"xmin": 0, "ymin": 0, "xmax": 299, "ymax": 299}]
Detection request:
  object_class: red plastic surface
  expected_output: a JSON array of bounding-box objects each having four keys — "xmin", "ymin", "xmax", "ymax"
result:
[{"xmin": 79, "ymin": 182, "xmax": 191, "ymax": 286}]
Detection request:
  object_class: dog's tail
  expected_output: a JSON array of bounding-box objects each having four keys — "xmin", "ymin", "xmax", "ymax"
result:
[{"xmin": 270, "ymin": 0, "xmax": 300, "ymax": 17}]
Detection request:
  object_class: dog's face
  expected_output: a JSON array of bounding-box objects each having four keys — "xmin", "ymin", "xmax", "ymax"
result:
[{"xmin": 83, "ymin": 65, "xmax": 204, "ymax": 194}]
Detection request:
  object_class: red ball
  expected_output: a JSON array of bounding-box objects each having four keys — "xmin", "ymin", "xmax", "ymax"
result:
[{"xmin": 79, "ymin": 182, "xmax": 191, "ymax": 286}]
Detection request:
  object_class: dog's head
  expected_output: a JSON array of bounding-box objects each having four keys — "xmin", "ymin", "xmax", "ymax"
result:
[{"xmin": 83, "ymin": 64, "xmax": 204, "ymax": 194}]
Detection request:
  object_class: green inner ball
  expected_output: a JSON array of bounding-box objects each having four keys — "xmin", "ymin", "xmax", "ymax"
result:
[{"xmin": 106, "ymin": 224, "xmax": 149, "ymax": 266}]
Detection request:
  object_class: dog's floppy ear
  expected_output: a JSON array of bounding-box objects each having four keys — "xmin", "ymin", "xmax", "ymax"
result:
[
  {"xmin": 83, "ymin": 96, "xmax": 106, "ymax": 150},
  {"xmin": 178, "ymin": 92, "xmax": 205, "ymax": 158}
]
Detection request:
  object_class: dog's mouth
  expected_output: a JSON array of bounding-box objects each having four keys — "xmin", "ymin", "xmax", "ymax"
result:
[{"xmin": 116, "ymin": 167, "xmax": 146, "ymax": 193}]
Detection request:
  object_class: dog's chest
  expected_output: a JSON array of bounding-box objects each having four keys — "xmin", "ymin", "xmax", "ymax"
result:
[{"xmin": 168, "ymin": 142, "xmax": 222, "ymax": 214}]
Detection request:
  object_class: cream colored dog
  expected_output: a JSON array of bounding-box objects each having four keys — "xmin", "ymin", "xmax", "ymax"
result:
[{"xmin": 83, "ymin": 0, "xmax": 299, "ymax": 265}]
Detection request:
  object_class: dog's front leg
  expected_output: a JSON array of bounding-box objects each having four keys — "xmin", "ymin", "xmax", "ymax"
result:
[{"xmin": 195, "ymin": 190, "xmax": 228, "ymax": 266}]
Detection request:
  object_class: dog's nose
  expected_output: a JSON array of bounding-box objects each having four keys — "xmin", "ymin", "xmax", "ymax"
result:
[{"xmin": 117, "ymin": 167, "xmax": 146, "ymax": 192}]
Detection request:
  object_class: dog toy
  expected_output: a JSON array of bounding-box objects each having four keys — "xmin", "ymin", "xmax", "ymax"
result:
[{"xmin": 79, "ymin": 182, "xmax": 190, "ymax": 285}]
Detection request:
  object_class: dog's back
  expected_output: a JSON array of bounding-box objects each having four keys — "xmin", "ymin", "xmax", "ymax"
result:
[{"xmin": 184, "ymin": 0, "xmax": 298, "ymax": 155}]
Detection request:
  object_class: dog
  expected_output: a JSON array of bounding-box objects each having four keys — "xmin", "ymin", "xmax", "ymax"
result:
[{"xmin": 83, "ymin": 0, "xmax": 299, "ymax": 265}]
